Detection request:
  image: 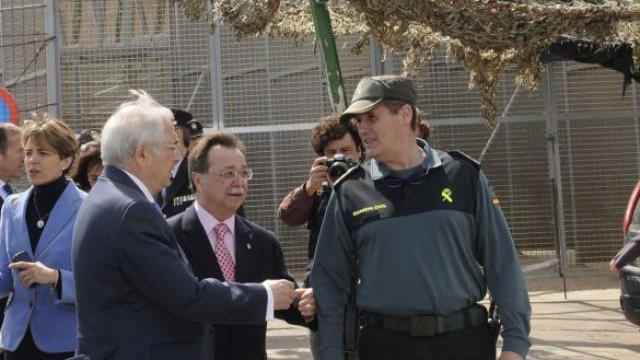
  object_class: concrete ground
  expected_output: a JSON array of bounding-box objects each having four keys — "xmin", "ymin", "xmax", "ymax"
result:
[{"xmin": 266, "ymin": 273, "xmax": 640, "ymax": 359}]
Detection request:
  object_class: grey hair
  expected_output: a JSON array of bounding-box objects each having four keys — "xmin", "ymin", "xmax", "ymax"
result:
[{"xmin": 101, "ymin": 90, "xmax": 173, "ymax": 166}]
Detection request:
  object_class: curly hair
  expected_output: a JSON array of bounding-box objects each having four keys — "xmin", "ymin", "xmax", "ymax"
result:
[{"xmin": 310, "ymin": 113, "xmax": 364, "ymax": 160}]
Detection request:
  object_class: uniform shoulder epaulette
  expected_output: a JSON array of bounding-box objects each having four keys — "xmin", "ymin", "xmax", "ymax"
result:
[
  {"xmin": 448, "ymin": 150, "xmax": 480, "ymax": 169},
  {"xmin": 332, "ymin": 164, "xmax": 362, "ymax": 187}
]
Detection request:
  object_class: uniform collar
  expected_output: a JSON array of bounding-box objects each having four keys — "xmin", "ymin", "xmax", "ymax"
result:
[{"xmin": 370, "ymin": 138, "xmax": 442, "ymax": 180}]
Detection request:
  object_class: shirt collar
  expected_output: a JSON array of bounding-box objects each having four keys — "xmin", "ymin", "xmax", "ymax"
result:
[
  {"xmin": 194, "ymin": 200, "xmax": 236, "ymax": 236},
  {"xmin": 121, "ymin": 168, "xmax": 156, "ymax": 204},
  {"xmin": 370, "ymin": 138, "xmax": 442, "ymax": 180}
]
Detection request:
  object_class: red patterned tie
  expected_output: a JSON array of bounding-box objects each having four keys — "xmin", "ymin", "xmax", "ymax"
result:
[{"xmin": 213, "ymin": 223, "xmax": 235, "ymax": 282}]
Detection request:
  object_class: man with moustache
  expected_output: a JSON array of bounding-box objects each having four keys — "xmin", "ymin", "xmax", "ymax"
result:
[
  {"xmin": 169, "ymin": 131, "xmax": 316, "ymax": 360},
  {"xmin": 72, "ymin": 91, "xmax": 296, "ymax": 360}
]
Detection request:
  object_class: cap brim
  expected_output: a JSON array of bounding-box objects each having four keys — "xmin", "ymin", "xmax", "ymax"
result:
[{"xmin": 339, "ymin": 98, "xmax": 383, "ymax": 123}]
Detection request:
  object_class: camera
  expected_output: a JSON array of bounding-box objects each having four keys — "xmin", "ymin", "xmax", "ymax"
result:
[{"xmin": 323, "ymin": 154, "xmax": 358, "ymax": 181}]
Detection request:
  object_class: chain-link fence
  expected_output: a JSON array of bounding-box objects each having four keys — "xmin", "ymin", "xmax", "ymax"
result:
[{"xmin": 2, "ymin": 0, "xmax": 638, "ymax": 279}]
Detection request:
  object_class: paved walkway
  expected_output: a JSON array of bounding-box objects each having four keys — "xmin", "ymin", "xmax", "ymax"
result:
[{"xmin": 266, "ymin": 273, "xmax": 640, "ymax": 359}]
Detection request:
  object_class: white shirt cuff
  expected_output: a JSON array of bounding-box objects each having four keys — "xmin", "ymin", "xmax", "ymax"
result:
[{"xmin": 264, "ymin": 284, "xmax": 274, "ymax": 321}]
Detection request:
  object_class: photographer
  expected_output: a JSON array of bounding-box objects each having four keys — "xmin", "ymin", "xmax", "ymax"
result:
[
  {"xmin": 279, "ymin": 114, "xmax": 364, "ymax": 264},
  {"xmin": 278, "ymin": 113, "xmax": 363, "ymax": 358}
]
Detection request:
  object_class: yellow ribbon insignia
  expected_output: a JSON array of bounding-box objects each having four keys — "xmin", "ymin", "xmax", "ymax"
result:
[{"xmin": 441, "ymin": 188, "xmax": 453, "ymax": 203}]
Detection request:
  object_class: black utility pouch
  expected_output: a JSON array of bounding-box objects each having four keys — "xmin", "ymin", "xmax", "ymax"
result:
[{"xmin": 344, "ymin": 300, "xmax": 360, "ymax": 360}]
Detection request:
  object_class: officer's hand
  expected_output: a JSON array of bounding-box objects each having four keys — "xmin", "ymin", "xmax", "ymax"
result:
[
  {"xmin": 499, "ymin": 351, "xmax": 524, "ymax": 360},
  {"xmin": 305, "ymin": 157, "xmax": 328, "ymax": 197},
  {"xmin": 263, "ymin": 279, "xmax": 295, "ymax": 310},
  {"xmin": 609, "ymin": 259, "xmax": 620, "ymax": 274},
  {"xmin": 295, "ymin": 287, "xmax": 316, "ymax": 318}
]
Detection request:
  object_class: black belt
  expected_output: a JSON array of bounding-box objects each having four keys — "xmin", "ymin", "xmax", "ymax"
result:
[{"xmin": 360, "ymin": 304, "xmax": 488, "ymax": 337}]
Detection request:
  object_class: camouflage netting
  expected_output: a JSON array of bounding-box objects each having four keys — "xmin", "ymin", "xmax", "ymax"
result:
[{"xmin": 174, "ymin": 0, "xmax": 640, "ymax": 127}]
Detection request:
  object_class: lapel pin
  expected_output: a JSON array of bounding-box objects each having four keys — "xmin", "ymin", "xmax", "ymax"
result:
[{"xmin": 246, "ymin": 243, "xmax": 252, "ymax": 250}]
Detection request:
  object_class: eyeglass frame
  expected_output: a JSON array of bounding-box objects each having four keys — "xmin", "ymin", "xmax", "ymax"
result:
[{"xmin": 205, "ymin": 167, "xmax": 254, "ymax": 181}]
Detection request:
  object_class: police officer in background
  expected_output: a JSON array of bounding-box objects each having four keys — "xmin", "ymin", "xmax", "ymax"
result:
[
  {"xmin": 187, "ymin": 118, "xmax": 205, "ymax": 151},
  {"xmin": 310, "ymin": 75, "xmax": 531, "ymax": 360},
  {"xmin": 159, "ymin": 108, "xmax": 196, "ymax": 217}
]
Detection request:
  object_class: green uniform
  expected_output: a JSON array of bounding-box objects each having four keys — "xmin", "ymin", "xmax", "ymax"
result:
[{"xmin": 310, "ymin": 140, "xmax": 531, "ymax": 359}]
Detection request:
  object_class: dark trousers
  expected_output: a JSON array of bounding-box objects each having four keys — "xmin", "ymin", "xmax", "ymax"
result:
[
  {"xmin": 359, "ymin": 324, "xmax": 496, "ymax": 360},
  {"xmin": 4, "ymin": 329, "xmax": 73, "ymax": 360}
]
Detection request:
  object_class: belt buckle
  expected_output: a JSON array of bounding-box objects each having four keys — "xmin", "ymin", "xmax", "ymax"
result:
[{"xmin": 409, "ymin": 315, "xmax": 444, "ymax": 336}]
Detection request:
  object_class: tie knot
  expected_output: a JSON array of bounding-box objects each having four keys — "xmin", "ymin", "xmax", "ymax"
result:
[
  {"xmin": 3, "ymin": 184, "xmax": 13, "ymax": 195},
  {"xmin": 214, "ymin": 223, "xmax": 229, "ymax": 241}
]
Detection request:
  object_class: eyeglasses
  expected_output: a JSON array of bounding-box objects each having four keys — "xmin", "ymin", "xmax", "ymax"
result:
[
  {"xmin": 211, "ymin": 168, "xmax": 254, "ymax": 181},
  {"xmin": 382, "ymin": 167, "xmax": 429, "ymax": 188}
]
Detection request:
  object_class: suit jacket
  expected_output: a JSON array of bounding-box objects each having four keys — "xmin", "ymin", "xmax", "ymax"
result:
[
  {"xmin": 168, "ymin": 205, "xmax": 309, "ymax": 360},
  {"xmin": 72, "ymin": 165, "xmax": 268, "ymax": 360},
  {"xmin": 161, "ymin": 155, "xmax": 194, "ymax": 218},
  {"xmin": 0, "ymin": 182, "xmax": 84, "ymax": 352}
]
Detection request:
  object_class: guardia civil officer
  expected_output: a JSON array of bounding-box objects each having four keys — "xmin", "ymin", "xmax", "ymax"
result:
[{"xmin": 310, "ymin": 75, "xmax": 531, "ymax": 360}]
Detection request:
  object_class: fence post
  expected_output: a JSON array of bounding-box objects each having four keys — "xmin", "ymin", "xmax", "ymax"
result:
[
  {"xmin": 544, "ymin": 63, "xmax": 569, "ymax": 298},
  {"xmin": 45, "ymin": 0, "xmax": 61, "ymax": 117}
]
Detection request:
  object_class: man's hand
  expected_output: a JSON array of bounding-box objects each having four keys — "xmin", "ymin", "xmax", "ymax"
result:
[
  {"xmin": 305, "ymin": 157, "xmax": 328, "ymax": 196},
  {"xmin": 499, "ymin": 351, "xmax": 525, "ymax": 360},
  {"xmin": 9, "ymin": 261, "xmax": 58, "ymax": 287},
  {"xmin": 263, "ymin": 279, "xmax": 295, "ymax": 310},
  {"xmin": 610, "ymin": 259, "xmax": 620, "ymax": 274},
  {"xmin": 295, "ymin": 287, "xmax": 316, "ymax": 318}
]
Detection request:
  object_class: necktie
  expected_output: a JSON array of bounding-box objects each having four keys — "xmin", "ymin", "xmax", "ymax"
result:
[
  {"xmin": 213, "ymin": 223, "xmax": 235, "ymax": 282},
  {"xmin": 3, "ymin": 184, "xmax": 13, "ymax": 195}
]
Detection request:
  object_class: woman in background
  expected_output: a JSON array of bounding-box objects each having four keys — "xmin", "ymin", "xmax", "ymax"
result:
[
  {"xmin": 72, "ymin": 149, "xmax": 103, "ymax": 191},
  {"xmin": 0, "ymin": 114, "xmax": 85, "ymax": 360}
]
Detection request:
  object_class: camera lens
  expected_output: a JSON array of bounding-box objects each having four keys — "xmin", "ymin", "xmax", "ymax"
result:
[{"xmin": 328, "ymin": 162, "xmax": 350, "ymax": 180}]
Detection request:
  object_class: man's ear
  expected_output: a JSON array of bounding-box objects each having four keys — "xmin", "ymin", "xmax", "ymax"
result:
[
  {"xmin": 400, "ymin": 104, "xmax": 413, "ymax": 127},
  {"xmin": 133, "ymin": 144, "xmax": 148, "ymax": 166},
  {"xmin": 191, "ymin": 171, "xmax": 203, "ymax": 192}
]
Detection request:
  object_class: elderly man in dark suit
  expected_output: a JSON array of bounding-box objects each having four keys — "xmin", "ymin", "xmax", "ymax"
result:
[
  {"xmin": 168, "ymin": 131, "xmax": 316, "ymax": 360},
  {"xmin": 71, "ymin": 90, "xmax": 296, "ymax": 360}
]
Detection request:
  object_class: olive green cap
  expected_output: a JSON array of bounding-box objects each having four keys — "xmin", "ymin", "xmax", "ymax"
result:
[{"xmin": 340, "ymin": 75, "xmax": 416, "ymax": 123}]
